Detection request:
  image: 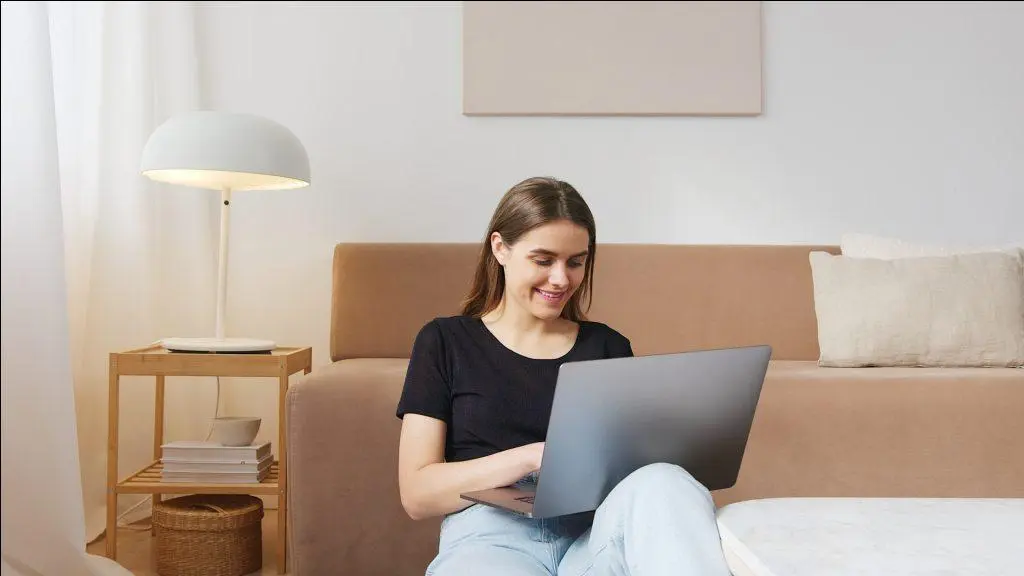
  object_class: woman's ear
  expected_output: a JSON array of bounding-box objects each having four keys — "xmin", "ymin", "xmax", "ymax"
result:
[{"xmin": 490, "ymin": 232, "xmax": 509, "ymax": 266}]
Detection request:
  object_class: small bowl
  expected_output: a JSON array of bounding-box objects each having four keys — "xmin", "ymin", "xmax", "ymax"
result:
[{"xmin": 211, "ymin": 416, "xmax": 261, "ymax": 446}]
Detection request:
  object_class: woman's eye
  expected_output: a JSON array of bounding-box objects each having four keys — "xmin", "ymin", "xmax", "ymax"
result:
[
  {"xmin": 534, "ymin": 259, "xmax": 552, "ymax": 266},
  {"xmin": 568, "ymin": 260, "xmax": 584, "ymax": 268}
]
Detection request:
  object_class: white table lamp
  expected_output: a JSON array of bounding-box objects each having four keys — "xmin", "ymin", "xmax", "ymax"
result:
[{"xmin": 141, "ymin": 111, "xmax": 310, "ymax": 353}]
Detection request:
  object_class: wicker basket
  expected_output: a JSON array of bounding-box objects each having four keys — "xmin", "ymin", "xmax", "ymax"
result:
[{"xmin": 153, "ymin": 494, "xmax": 264, "ymax": 576}]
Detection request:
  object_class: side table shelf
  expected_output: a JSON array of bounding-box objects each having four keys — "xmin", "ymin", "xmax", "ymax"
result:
[
  {"xmin": 117, "ymin": 460, "xmax": 280, "ymax": 494},
  {"xmin": 105, "ymin": 344, "xmax": 312, "ymax": 575}
]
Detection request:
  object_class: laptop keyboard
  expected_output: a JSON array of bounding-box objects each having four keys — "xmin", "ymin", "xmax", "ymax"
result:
[{"xmin": 515, "ymin": 495, "xmax": 535, "ymax": 504}]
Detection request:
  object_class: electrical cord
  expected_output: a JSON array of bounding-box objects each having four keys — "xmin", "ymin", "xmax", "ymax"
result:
[{"xmin": 205, "ymin": 375, "xmax": 221, "ymax": 441}]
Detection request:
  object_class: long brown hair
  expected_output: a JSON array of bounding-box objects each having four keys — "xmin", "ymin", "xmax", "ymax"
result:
[{"xmin": 461, "ymin": 177, "xmax": 597, "ymax": 322}]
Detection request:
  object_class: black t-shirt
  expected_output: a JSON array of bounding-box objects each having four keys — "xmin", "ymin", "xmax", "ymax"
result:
[{"xmin": 396, "ymin": 315, "xmax": 634, "ymax": 463}]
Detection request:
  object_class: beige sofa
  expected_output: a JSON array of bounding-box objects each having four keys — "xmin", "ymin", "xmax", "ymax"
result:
[{"xmin": 285, "ymin": 243, "xmax": 1024, "ymax": 575}]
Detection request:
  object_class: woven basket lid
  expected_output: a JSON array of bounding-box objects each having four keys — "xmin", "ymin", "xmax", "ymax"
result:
[{"xmin": 153, "ymin": 494, "xmax": 264, "ymax": 532}]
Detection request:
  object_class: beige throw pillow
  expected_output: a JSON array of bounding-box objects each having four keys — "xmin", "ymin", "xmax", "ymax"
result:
[
  {"xmin": 840, "ymin": 233, "xmax": 1022, "ymax": 262},
  {"xmin": 809, "ymin": 250, "xmax": 1024, "ymax": 368}
]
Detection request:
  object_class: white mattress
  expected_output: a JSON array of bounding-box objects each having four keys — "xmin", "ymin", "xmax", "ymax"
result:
[{"xmin": 715, "ymin": 498, "xmax": 1024, "ymax": 576}]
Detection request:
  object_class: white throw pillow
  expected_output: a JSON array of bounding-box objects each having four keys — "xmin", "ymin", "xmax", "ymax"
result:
[
  {"xmin": 808, "ymin": 250, "xmax": 1024, "ymax": 368},
  {"xmin": 841, "ymin": 233, "xmax": 1022, "ymax": 261}
]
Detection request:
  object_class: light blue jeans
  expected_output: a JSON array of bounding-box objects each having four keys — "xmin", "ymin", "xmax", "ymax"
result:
[{"xmin": 425, "ymin": 463, "xmax": 733, "ymax": 576}]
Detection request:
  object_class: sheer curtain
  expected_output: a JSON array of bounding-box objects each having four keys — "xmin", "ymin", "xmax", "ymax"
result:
[{"xmin": 2, "ymin": 1, "xmax": 219, "ymax": 571}]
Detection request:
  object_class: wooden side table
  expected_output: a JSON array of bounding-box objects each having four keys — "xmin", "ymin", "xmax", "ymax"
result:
[{"xmin": 105, "ymin": 344, "xmax": 312, "ymax": 574}]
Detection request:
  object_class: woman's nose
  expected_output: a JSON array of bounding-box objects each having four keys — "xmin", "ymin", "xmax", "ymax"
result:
[{"xmin": 549, "ymin": 264, "xmax": 568, "ymax": 287}]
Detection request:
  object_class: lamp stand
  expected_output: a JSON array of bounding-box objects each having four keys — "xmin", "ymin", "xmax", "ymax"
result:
[
  {"xmin": 216, "ymin": 186, "xmax": 231, "ymax": 340},
  {"xmin": 160, "ymin": 187, "xmax": 276, "ymax": 353}
]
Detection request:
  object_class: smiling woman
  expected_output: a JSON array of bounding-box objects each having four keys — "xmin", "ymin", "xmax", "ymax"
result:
[
  {"xmin": 393, "ymin": 177, "xmax": 735, "ymax": 576},
  {"xmin": 462, "ymin": 177, "xmax": 598, "ymax": 324}
]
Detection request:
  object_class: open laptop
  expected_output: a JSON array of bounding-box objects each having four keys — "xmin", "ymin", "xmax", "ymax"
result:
[{"xmin": 460, "ymin": 344, "xmax": 772, "ymax": 519}]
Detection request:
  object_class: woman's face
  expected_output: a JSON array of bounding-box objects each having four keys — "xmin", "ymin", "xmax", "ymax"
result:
[{"xmin": 492, "ymin": 219, "xmax": 590, "ymax": 321}]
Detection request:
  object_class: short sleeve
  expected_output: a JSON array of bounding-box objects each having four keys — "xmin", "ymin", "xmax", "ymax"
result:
[
  {"xmin": 607, "ymin": 329, "xmax": 634, "ymax": 359},
  {"xmin": 396, "ymin": 320, "xmax": 452, "ymax": 423}
]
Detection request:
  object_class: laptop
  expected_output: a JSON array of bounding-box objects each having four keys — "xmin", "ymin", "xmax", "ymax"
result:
[{"xmin": 460, "ymin": 344, "xmax": 772, "ymax": 519}]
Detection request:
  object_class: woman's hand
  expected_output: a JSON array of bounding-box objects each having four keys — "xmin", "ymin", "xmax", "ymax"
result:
[{"xmin": 399, "ymin": 416, "xmax": 548, "ymax": 520}]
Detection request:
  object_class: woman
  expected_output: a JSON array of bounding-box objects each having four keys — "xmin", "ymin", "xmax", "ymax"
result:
[{"xmin": 396, "ymin": 177, "xmax": 732, "ymax": 575}]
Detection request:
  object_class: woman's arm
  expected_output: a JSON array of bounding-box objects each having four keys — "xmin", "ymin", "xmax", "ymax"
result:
[{"xmin": 397, "ymin": 413, "xmax": 543, "ymax": 520}]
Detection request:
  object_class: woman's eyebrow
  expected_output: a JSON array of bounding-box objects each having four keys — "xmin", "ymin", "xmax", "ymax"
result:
[{"xmin": 528, "ymin": 248, "xmax": 589, "ymax": 258}]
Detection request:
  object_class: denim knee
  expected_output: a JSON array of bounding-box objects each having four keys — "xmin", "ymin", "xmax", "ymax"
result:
[{"xmin": 618, "ymin": 462, "xmax": 712, "ymax": 501}]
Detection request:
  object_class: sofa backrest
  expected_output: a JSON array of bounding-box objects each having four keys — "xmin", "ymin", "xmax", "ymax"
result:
[{"xmin": 331, "ymin": 243, "xmax": 839, "ymax": 362}]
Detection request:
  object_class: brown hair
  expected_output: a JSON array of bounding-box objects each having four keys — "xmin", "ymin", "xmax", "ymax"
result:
[{"xmin": 461, "ymin": 177, "xmax": 597, "ymax": 321}]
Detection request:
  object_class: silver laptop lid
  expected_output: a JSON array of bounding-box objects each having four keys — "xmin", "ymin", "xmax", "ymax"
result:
[{"xmin": 530, "ymin": 345, "xmax": 771, "ymax": 519}]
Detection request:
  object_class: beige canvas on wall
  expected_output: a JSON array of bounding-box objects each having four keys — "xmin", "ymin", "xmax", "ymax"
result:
[{"xmin": 462, "ymin": 1, "xmax": 763, "ymax": 116}]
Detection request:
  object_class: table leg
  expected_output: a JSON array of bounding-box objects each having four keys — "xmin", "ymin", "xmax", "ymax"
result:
[
  {"xmin": 106, "ymin": 366, "xmax": 120, "ymax": 559},
  {"xmin": 152, "ymin": 375, "xmax": 165, "ymax": 535},
  {"xmin": 277, "ymin": 370, "xmax": 289, "ymax": 574}
]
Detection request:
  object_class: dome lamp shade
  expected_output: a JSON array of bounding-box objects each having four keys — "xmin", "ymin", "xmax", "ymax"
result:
[{"xmin": 140, "ymin": 110, "xmax": 310, "ymax": 191}]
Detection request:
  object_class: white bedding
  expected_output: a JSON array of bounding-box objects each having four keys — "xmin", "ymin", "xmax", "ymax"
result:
[{"xmin": 715, "ymin": 497, "xmax": 1024, "ymax": 576}]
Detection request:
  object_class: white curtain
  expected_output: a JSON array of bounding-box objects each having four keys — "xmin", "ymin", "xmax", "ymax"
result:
[{"xmin": 2, "ymin": 1, "xmax": 219, "ymax": 570}]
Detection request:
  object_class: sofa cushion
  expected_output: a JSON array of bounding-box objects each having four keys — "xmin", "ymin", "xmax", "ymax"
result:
[
  {"xmin": 715, "ymin": 361, "xmax": 1024, "ymax": 506},
  {"xmin": 331, "ymin": 243, "xmax": 839, "ymax": 362},
  {"xmin": 807, "ymin": 250, "xmax": 1024, "ymax": 367}
]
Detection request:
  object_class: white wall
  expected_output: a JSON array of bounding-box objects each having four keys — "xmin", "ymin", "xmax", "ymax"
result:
[{"xmin": 193, "ymin": 1, "xmax": 1023, "ymax": 418}]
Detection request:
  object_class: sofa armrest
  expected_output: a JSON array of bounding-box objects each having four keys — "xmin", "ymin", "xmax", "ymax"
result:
[{"xmin": 286, "ymin": 359, "xmax": 440, "ymax": 575}]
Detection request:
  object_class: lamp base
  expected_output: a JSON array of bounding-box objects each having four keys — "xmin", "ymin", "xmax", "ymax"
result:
[{"xmin": 160, "ymin": 337, "xmax": 276, "ymax": 353}]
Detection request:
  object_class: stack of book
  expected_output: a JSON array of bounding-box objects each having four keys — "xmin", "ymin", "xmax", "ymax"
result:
[{"xmin": 160, "ymin": 440, "xmax": 273, "ymax": 483}]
